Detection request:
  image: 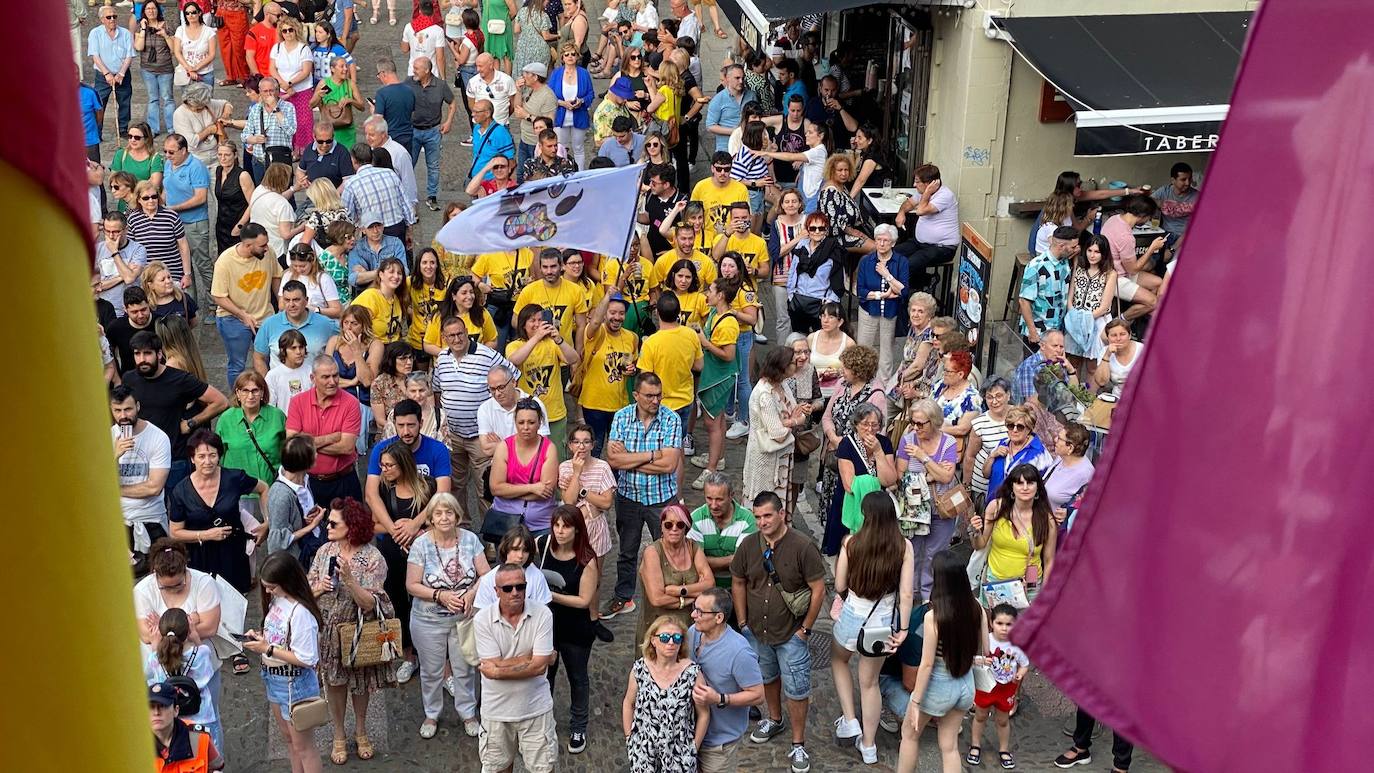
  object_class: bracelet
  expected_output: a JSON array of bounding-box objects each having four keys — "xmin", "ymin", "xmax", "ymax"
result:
[
  {"xmin": 433, "ymin": 589, "xmax": 441, "ymax": 603},
  {"xmin": 677, "ymin": 597, "xmax": 685, "ymax": 609}
]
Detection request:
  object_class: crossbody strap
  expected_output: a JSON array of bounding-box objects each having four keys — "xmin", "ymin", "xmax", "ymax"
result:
[{"xmin": 241, "ymin": 414, "xmax": 278, "ymax": 479}]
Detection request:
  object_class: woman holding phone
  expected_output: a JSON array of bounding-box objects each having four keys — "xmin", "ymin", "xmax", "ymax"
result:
[{"xmin": 167, "ymin": 430, "xmax": 269, "ymax": 596}]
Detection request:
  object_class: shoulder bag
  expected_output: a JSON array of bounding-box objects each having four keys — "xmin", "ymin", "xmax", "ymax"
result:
[
  {"xmin": 760, "ymin": 533, "xmax": 812, "ymax": 618},
  {"xmin": 324, "ymin": 98, "xmax": 354, "ymax": 129},
  {"xmin": 209, "ymin": 573, "xmax": 248, "ymax": 659},
  {"xmin": 267, "ymin": 603, "xmax": 331, "ymax": 731},
  {"xmin": 337, "ymin": 592, "xmax": 404, "ymax": 668},
  {"xmin": 930, "ymin": 435, "xmax": 972, "ymax": 520},
  {"xmin": 855, "ymin": 595, "xmax": 898, "ymax": 657}
]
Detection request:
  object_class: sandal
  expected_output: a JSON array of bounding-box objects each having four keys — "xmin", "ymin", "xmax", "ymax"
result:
[
  {"xmin": 965, "ymin": 746, "xmax": 982, "ymax": 766},
  {"xmin": 356, "ymin": 735, "xmax": 374, "ymax": 760},
  {"xmin": 231, "ymin": 654, "xmax": 250, "ymax": 675},
  {"xmin": 999, "ymin": 751, "xmax": 1016, "ymax": 769},
  {"xmin": 330, "ymin": 739, "xmax": 348, "ymax": 765},
  {"xmin": 715, "ymin": 28, "xmax": 727, "ymax": 39}
]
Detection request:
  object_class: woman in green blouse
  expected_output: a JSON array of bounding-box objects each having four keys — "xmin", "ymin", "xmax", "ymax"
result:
[{"xmin": 216, "ymin": 370, "xmax": 286, "ymax": 507}]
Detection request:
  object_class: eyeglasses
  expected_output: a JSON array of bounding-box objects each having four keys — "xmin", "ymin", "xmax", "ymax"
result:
[
  {"xmin": 236, "ymin": 387, "xmax": 264, "ymax": 395},
  {"xmin": 1006, "ymin": 423, "xmax": 1030, "ymax": 432},
  {"xmin": 498, "ymin": 583, "xmax": 528, "ymax": 593},
  {"xmin": 661, "ymin": 520, "xmax": 688, "ymax": 532},
  {"xmin": 139, "ymin": 194, "xmax": 160, "ymax": 201},
  {"xmin": 656, "ymin": 632, "xmax": 684, "ymax": 644},
  {"xmin": 807, "ymin": 226, "xmax": 827, "ymax": 233},
  {"xmin": 911, "ymin": 420, "xmax": 930, "ymax": 429},
  {"xmin": 691, "ymin": 606, "xmax": 721, "ymax": 616},
  {"xmin": 488, "ymin": 380, "xmax": 512, "ymax": 392},
  {"xmin": 645, "ymin": 141, "xmax": 661, "ymax": 148}
]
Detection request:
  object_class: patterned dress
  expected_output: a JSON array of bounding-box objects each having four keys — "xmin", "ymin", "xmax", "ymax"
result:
[
  {"xmin": 626, "ymin": 659, "xmax": 701, "ymax": 773},
  {"xmin": 513, "ymin": 7, "xmax": 553, "ymax": 76},
  {"xmin": 743, "ymin": 383, "xmax": 795, "ymax": 504},
  {"xmin": 307, "ymin": 542, "xmax": 398, "ymax": 693}
]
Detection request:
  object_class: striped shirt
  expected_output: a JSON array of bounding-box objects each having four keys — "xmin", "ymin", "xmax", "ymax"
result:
[
  {"xmin": 126, "ymin": 208, "xmax": 188, "ymax": 281},
  {"xmin": 607, "ymin": 404, "xmax": 682, "ymax": 505},
  {"xmin": 968, "ymin": 413, "xmax": 1009, "ymax": 497},
  {"xmin": 688, "ymin": 502, "xmax": 758, "ymax": 587},
  {"xmin": 341, "ymin": 165, "xmax": 415, "ymax": 228},
  {"xmin": 730, "ymin": 144, "xmax": 770, "ymax": 184},
  {"xmin": 431, "ymin": 344, "xmax": 518, "ymax": 439}
]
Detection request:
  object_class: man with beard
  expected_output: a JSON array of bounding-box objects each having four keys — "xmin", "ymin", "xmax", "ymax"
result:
[
  {"xmin": 514, "ymin": 248, "xmax": 588, "ymax": 344},
  {"xmin": 106, "ymin": 286, "xmax": 156, "ymax": 374},
  {"xmin": 111, "ymin": 385, "xmax": 172, "ymax": 563},
  {"xmin": 122, "ymin": 330, "xmax": 229, "ymax": 489},
  {"xmin": 577, "ymin": 292, "xmax": 639, "ymax": 455}
]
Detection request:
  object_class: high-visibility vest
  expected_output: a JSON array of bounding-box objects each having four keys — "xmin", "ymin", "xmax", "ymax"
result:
[{"xmin": 154, "ymin": 722, "xmax": 213, "ymax": 773}]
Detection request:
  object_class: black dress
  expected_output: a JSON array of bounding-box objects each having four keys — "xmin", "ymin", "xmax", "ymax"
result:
[
  {"xmin": 214, "ymin": 165, "xmax": 249, "ymax": 254},
  {"xmin": 169, "ymin": 468, "xmax": 260, "ymax": 592}
]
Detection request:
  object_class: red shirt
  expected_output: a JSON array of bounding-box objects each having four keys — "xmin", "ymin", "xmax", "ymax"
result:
[
  {"xmin": 245, "ymin": 22, "xmax": 277, "ymax": 77},
  {"xmin": 286, "ymin": 388, "xmax": 362, "ymax": 476}
]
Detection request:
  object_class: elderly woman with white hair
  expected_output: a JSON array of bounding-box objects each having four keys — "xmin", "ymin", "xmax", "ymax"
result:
[
  {"xmin": 895, "ymin": 398, "xmax": 959, "ymax": 601},
  {"xmin": 172, "ymin": 82, "xmax": 232, "ymax": 167},
  {"xmin": 854, "ymin": 223, "xmax": 909, "ymax": 380},
  {"xmin": 784, "ymin": 332, "xmax": 826, "ymax": 515}
]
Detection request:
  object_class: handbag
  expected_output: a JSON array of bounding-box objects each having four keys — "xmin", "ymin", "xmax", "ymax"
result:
[
  {"xmin": 209, "ymin": 574, "xmax": 248, "ymax": 659},
  {"xmin": 794, "ymin": 429, "xmax": 821, "ymax": 458},
  {"xmin": 933, "ymin": 482, "xmax": 973, "ymax": 520},
  {"xmin": 337, "ymin": 593, "xmax": 404, "ymax": 668},
  {"xmin": 972, "ymin": 662, "xmax": 997, "ymax": 693},
  {"xmin": 453, "ymin": 616, "xmax": 480, "ymax": 666},
  {"xmin": 324, "ymin": 100, "xmax": 354, "ymax": 129},
  {"xmin": 486, "ymin": 18, "xmax": 506, "ymax": 35},
  {"xmin": 855, "ymin": 595, "xmax": 897, "ymax": 657},
  {"xmin": 759, "ymin": 534, "xmax": 812, "ymax": 618},
  {"xmin": 269, "ymin": 604, "xmax": 331, "ymax": 731}
]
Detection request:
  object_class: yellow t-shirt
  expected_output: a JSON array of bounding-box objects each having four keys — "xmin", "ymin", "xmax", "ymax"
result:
[
  {"xmin": 575, "ymin": 277, "xmax": 604, "ymax": 317},
  {"xmin": 690, "ymin": 178, "xmax": 750, "ymax": 246},
  {"xmin": 211, "ymin": 247, "xmax": 282, "ymax": 321},
  {"xmin": 672, "ymin": 290, "xmax": 708, "ymax": 328},
  {"xmin": 653, "ymin": 248, "xmax": 718, "ymax": 290},
  {"xmin": 514, "ymin": 278, "xmax": 588, "ymax": 342},
  {"xmin": 505, "ymin": 338, "xmax": 569, "ymax": 422},
  {"xmin": 351, "ymin": 288, "xmax": 406, "ymax": 343},
  {"xmin": 707, "ymin": 309, "xmax": 741, "ymax": 349},
  {"xmin": 722, "ymin": 233, "xmax": 769, "ymax": 280},
  {"xmin": 601, "ymin": 257, "xmax": 658, "ymax": 307},
  {"xmin": 727, "ymin": 282, "xmax": 763, "ymax": 332},
  {"xmin": 653, "ymin": 85, "xmax": 679, "ymax": 123},
  {"xmin": 407, "ymin": 282, "xmax": 446, "ymax": 349},
  {"xmin": 638, "ymin": 325, "xmax": 703, "ymax": 411},
  {"xmin": 433, "ymin": 240, "xmax": 475, "ymax": 280},
  {"xmin": 471, "ymin": 248, "xmax": 536, "ymax": 291},
  {"xmin": 987, "ymin": 516, "xmax": 1044, "ymax": 581},
  {"xmin": 579, "ymin": 326, "xmax": 640, "ymax": 412},
  {"xmin": 423, "ymin": 309, "xmax": 497, "ymax": 351}
]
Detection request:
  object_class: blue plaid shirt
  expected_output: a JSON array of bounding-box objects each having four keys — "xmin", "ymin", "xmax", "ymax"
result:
[
  {"xmin": 608, "ymin": 404, "xmax": 682, "ymax": 505},
  {"xmin": 1013, "ymin": 351, "xmax": 1058, "ymax": 404},
  {"xmin": 341, "ymin": 165, "xmax": 415, "ymax": 227},
  {"xmin": 244, "ymin": 101, "xmax": 297, "ymax": 163}
]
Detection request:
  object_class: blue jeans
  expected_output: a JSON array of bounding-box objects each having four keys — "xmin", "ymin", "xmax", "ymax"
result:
[
  {"xmin": 216, "ymin": 315, "xmax": 254, "ymax": 391},
  {"xmin": 141, "ymin": 70, "xmax": 175, "ymax": 135},
  {"xmin": 516, "ymin": 141, "xmax": 534, "ymax": 182},
  {"xmin": 412, "ymin": 126, "xmax": 442, "ymax": 199},
  {"xmin": 725, "ymin": 330, "xmax": 754, "ymax": 424},
  {"xmin": 92, "ymin": 75, "xmax": 134, "ymax": 137}
]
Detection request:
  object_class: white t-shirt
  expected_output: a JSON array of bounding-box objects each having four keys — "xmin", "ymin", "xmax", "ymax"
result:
[
  {"xmin": 249, "ymin": 188, "xmax": 296, "ymax": 261},
  {"xmin": 113, "ymin": 422, "xmax": 172, "ymax": 524},
  {"xmin": 678, "ymin": 13, "xmax": 701, "ymax": 45},
  {"xmin": 144, "ymin": 643, "xmax": 219, "ymax": 725},
  {"xmin": 451, "ymin": 34, "xmax": 478, "ymax": 69},
  {"xmin": 132, "ymin": 568, "xmax": 223, "ymax": 669},
  {"xmin": 800, "ymin": 145, "xmax": 828, "ymax": 198},
  {"xmin": 280, "ymin": 270, "xmax": 341, "ymax": 313},
  {"xmin": 266, "ymin": 361, "xmax": 315, "ymax": 415},
  {"xmin": 175, "ymin": 24, "xmax": 217, "ymax": 76},
  {"xmin": 402, "ymin": 23, "xmax": 447, "ymax": 78},
  {"xmin": 270, "ymin": 41, "xmax": 315, "ymax": 93},
  {"xmin": 986, "ymin": 633, "xmax": 1030, "ymax": 685},
  {"xmin": 473, "ymin": 564, "xmax": 552, "ymax": 609},
  {"xmin": 634, "ymin": 5, "xmax": 658, "ymax": 31},
  {"xmin": 476, "ymin": 393, "xmax": 551, "ymax": 440},
  {"xmin": 914, "ymin": 185, "xmax": 960, "ymax": 247},
  {"xmin": 262, "ymin": 596, "xmax": 320, "ymax": 667},
  {"xmin": 466, "ymin": 70, "xmax": 518, "ymax": 124}
]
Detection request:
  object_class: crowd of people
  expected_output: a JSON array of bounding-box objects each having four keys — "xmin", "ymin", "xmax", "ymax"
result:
[{"xmin": 82, "ymin": 2, "xmax": 1194, "ymax": 771}]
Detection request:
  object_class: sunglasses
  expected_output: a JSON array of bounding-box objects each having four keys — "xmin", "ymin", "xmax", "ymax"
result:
[
  {"xmin": 498, "ymin": 583, "xmax": 528, "ymax": 593},
  {"xmin": 713, "ymin": 165, "xmax": 731, "ymax": 172},
  {"xmin": 656, "ymin": 632, "xmax": 684, "ymax": 644},
  {"xmin": 807, "ymin": 226, "xmax": 827, "ymax": 232},
  {"xmin": 103, "ymin": 14, "xmax": 117, "ymax": 19},
  {"xmin": 645, "ymin": 142, "xmax": 661, "ymax": 148},
  {"xmin": 139, "ymin": 194, "xmax": 160, "ymax": 201},
  {"xmin": 326, "ymin": 519, "xmax": 341, "ymax": 528},
  {"xmin": 1006, "ymin": 423, "xmax": 1030, "ymax": 432},
  {"xmin": 127, "ymin": 133, "xmax": 146, "ymax": 141},
  {"xmin": 912, "ymin": 420, "xmax": 930, "ymax": 429},
  {"xmin": 661, "ymin": 520, "xmax": 688, "ymax": 532}
]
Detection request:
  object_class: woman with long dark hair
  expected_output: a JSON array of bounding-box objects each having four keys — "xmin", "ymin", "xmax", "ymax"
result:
[
  {"xmin": 424, "ymin": 275, "xmax": 496, "ymax": 352},
  {"xmin": 897, "ymin": 550, "xmax": 987, "ymax": 773},
  {"xmin": 830, "ymin": 491, "xmax": 914, "ymax": 762},
  {"xmin": 242, "ymin": 551, "xmax": 326, "ymax": 773},
  {"xmin": 373, "ymin": 441, "xmax": 435, "ymax": 686},
  {"xmin": 536, "ymin": 505, "xmax": 603, "ymax": 753},
  {"xmin": 970, "ymin": 463, "xmax": 1057, "ymax": 603}
]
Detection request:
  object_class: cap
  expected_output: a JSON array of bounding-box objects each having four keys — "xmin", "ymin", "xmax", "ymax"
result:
[
  {"xmin": 522, "ymin": 62, "xmax": 548, "ymax": 79},
  {"xmin": 609, "ymin": 77, "xmax": 635, "ymax": 101},
  {"xmin": 362, "ymin": 210, "xmax": 385, "ymax": 227},
  {"xmin": 766, "ymin": 45, "xmax": 784, "ymax": 58},
  {"xmin": 148, "ymin": 682, "xmax": 177, "ymax": 707}
]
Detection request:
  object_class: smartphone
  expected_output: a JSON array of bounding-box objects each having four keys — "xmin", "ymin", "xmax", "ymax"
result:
[
  {"xmin": 120, "ymin": 424, "xmax": 134, "ymax": 440},
  {"xmin": 540, "ymin": 309, "xmax": 555, "ymax": 326},
  {"xmin": 328, "ymin": 556, "xmax": 339, "ymax": 578},
  {"xmin": 1163, "ymin": 232, "xmax": 1179, "ymax": 249},
  {"xmin": 230, "ymin": 633, "xmax": 253, "ymax": 643}
]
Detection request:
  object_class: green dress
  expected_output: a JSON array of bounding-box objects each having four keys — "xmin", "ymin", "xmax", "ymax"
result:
[
  {"xmin": 483, "ymin": 0, "xmax": 514, "ymax": 60},
  {"xmin": 320, "ymin": 78, "xmax": 358, "ymax": 149}
]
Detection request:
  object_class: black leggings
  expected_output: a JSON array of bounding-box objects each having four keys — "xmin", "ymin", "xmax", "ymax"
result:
[
  {"xmin": 547, "ymin": 637, "xmax": 592, "ymax": 734},
  {"xmin": 375, "ymin": 535, "xmax": 414, "ymax": 652},
  {"xmin": 1072, "ymin": 707, "xmax": 1134, "ymax": 771}
]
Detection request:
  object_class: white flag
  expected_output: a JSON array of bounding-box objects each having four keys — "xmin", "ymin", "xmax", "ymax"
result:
[{"xmin": 435, "ymin": 164, "xmax": 645, "ymax": 259}]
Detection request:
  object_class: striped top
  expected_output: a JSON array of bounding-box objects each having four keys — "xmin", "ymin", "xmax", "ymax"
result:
[
  {"xmin": 730, "ymin": 144, "xmax": 770, "ymax": 184},
  {"xmin": 430, "ymin": 344, "xmax": 518, "ymax": 439},
  {"xmin": 126, "ymin": 208, "xmax": 188, "ymax": 281},
  {"xmin": 968, "ymin": 413, "xmax": 1009, "ymax": 497}
]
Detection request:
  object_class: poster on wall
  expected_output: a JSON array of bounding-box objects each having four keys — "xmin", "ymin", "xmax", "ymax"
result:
[{"xmin": 955, "ymin": 222, "xmax": 993, "ymax": 368}]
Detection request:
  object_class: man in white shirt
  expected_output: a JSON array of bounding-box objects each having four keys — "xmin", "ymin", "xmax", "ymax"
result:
[
  {"xmin": 895, "ymin": 162, "xmax": 961, "ymax": 296},
  {"xmin": 474, "ymin": 564, "xmax": 556, "ymax": 773},
  {"xmin": 465, "ymin": 53, "xmax": 518, "ymax": 126},
  {"xmin": 111, "ymin": 385, "xmax": 172, "ymax": 558},
  {"xmin": 477, "ymin": 365, "xmax": 550, "ymax": 458},
  {"xmin": 400, "ymin": 0, "xmax": 447, "ymax": 78},
  {"xmin": 363, "ymin": 115, "xmax": 418, "ymax": 215}
]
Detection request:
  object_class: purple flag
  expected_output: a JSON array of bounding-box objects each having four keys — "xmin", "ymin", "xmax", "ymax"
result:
[{"xmin": 1013, "ymin": 2, "xmax": 1374, "ymax": 771}]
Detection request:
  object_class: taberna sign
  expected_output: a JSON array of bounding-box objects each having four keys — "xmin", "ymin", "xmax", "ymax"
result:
[{"xmin": 1073, "ymin": 107, "xmax": 1226, "ymax": 157}]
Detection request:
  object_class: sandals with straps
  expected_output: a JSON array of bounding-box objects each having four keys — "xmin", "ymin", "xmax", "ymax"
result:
[{"xmin": 966, "ymin": 746, "xmax": 982, "ymax": 766}]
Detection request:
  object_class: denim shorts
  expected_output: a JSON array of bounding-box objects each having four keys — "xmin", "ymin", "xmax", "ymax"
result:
[
  {"xmin": 743, "ymin": 627, "xmax": 811, "ymax": 700},
  {"xmin": 262, "ymin": 668, "xmax": 321, "ymax": 721},
  {"xmin": 830, "ymin": 603, "xmax": 867, "ymax": 652},
  {"xmin": 916, "ymin": 659, "xmax": 974, "ymax": 717}
]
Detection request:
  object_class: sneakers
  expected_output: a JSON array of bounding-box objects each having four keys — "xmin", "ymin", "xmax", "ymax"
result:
[
  {"xmin": 833, "ymin": 715, "xmax": 862, "ymax": 745},
  {"xmin": 726, "ymin": 421, "xmax": 750, "ymax": 440},
  {"xmin": 690, "ymin": 454, "xmax": 710, "ymax": 469},
  {"xmin": 858, "ymin": 741, "xmax": 878, "ymax": 765},
  {"xmin": 755, "ymin": 333, "xmax": 769, "ymax": 344},
  {"xmin": 396, "ymin": 659, "xmax": 417, "ymax": 684},
  {"xmin": 796, "ymin": 497, "xmax": 814, "ymax": 517},
  {"xmin": 1054, "ymin": 749, "xmax": 1092, "ymax": 768},
  {"xmin": 750, "ymin": 717, "xmax": 786, "ymax": 743},
  {"xmin": 568, "ymin": 732, "xmax": 587, "ymax": 754},
  {"xmin": 442, "ymin": 675, "xmax": 454, "ymax": 696},
  {"xmin": 691, "ymin": 468, "xmax": 716, "ymax": 490},
  {"xmin": 593, "ymin": 620, "xmax": 615, "ymax": 642},
  {"xmin": 459, "ymin": 137, "xmax": 473, "ymax": 147},
  {"xmin": 879, "ymin": 708, "xmax": 900, "ymax": 734},
  {"xmin": 419, "ymin": 719, "xmax": 438, "ymax": 739},
  {"xmin": 463, "ymin": 717, "xmax": 481, "ymax": 737},
  {"xmin": 426, "ymin": 196, "xmax": 439, "ymax": 211},
  {"xmin": 683, "ymin": 434, "xmax": 696, "ymax": 456},
  {"xmin": 601, "ymin": 598, "xmax": 636, "ymax": 619},
  {"xmin": 788, "ymin": 743, "xmax": 812, "ymax": 772}
]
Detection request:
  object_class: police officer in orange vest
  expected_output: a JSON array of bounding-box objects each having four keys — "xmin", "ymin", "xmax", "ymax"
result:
[{"xmin": 150, "ymin": 681, "xmax": 223, "ymax": 772}]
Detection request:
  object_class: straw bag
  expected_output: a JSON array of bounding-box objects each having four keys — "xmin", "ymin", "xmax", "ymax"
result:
[{"xmin": 338, "ymin": 594, "xmax": 403, "ymax": 668}]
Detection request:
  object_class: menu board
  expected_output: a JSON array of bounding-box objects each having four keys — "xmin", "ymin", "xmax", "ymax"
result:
[{"xmin": 955, "ymin": 222, "xmax": 994, "ymax": 367}]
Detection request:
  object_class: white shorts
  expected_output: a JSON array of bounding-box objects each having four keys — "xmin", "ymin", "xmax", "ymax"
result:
[{"xmin": 1117, "ymin": 273, "xmax": 1142, "ymax": 302}]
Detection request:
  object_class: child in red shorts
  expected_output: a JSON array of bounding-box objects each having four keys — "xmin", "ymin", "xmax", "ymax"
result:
[{"xmin": 967, "ymin": 604, "xmax": 1030, "ymax": 769}]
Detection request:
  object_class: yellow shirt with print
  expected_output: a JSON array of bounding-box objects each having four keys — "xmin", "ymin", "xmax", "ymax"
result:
[
  {"xmin": 690, "ymin": 178, "xmax": 749, "ymax": 246},
  {"xmin": 638, "ymin": 325, "xmax": 703, "ymax": 411},
  {"xmin": 514, "ymin": 278, "xmax": 588, "ymax": 342},
  {"xmin": 601, "ymin": 256, "xmax": 658, "ymax": 308},
  {"xmin": 726, "ymin": 282, "xmax": 763, "ymax": 332},
  {"xmin": 407, "ymin": 282, "xmax": 446, "ymax": 349},
  {"xmin": 671, "ymin": 290, "xmax": 708, "ymax": 328},
  {"xmin": 505, "ymin": 338, "xmax": 569, "ymax": 422},
  {"xmin": 654, "ymin": 249, "xmax": 718, "ymax": 290},
  {"xmin": 471, "ymin": 248, "xmax": 536, "ymax": 291},
  {"xmin": 211, "ymin": 247, "xmax": 282, "ymax": 320},
  {"xmin": 423, "ymin": 309, "xmax": 497, "ymax": 351},
  {"xmin": 351, "ymin": 289, "xmax": 407, "ymax": 343},
  {"xmin": 575, "ymin": 277, "xmax": 604, "ymax": 316},
  {"xmin": 722, "ymin": 233, "xmax": 769, "ymax": 280},
  {"xmin": 579, "ymin": 326, "xmax": 640, "ymax": 412}
]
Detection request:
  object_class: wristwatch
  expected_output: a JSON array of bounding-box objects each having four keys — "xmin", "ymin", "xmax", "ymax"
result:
[
  {"xmin": 679, "ymin": 586, "xmax": 688, "ymax": 598},
  {"xmin": 185, "ymin": 418, "xmax": 199, "ymax": 432},
  {"xmin": 717, "ymin": 692, "xmax": 729, "ymax": 708},
  {"xmin": 800, "ymin": 626, "xmax": 812, "ymax": 636}
]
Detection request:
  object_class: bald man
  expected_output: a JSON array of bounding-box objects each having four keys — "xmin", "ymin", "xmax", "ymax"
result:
[
  {"xmin": 244, "ymin": 2, "xmax": 281, "ymax": 77},
  {"xmin": 467, "ymin": 98, "xmax": 515, "ymax": 184},
  {"xmin": 363, "ymin": 115, "xmax": 418, "ymax": 218},
  {"xmin": 407, "ymin": 56, "xmax": 457, "ymax": 209},
  {"xmin": 464, "ymin": 52, "xmax": 517, "ymax": 125}
]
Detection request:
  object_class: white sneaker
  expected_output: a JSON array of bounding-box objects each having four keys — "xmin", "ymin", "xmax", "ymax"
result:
[
  {"xmin": 690, "ymin": 454, "xmax": 710, "ymax": 469},
  {"xmin": 683, "ymin": 434, "xmax": 696, "ymax": 456},
  {"xmin": 815, "ymin": 481, "xmax": 824, "ymax": 494},
  {"xmin": 726, "ymin": 421, "xmax": 750, "ymax": 440},
  {"xmin": 834, "ymin": 715, "xmax": 862, "ymax": 744},
  {"xmin": 858, "ymin": 742, "xmax": 878, "ymax": 764},
  {"xmin": 396, "ymin": 660, "xmax": 417, "ymax": 684},
  {"xmin": 463, "ymin": 717, "xmax": 481, "ymax": 737},
  {"xmin": 755, "ymin": 333, "xmax": 769, "ymax": 344},
  {"xmin": 443, "ymin": 675, "xmax": 454, "ymax": 696},
  {"xmin": 691, "ymin": 468, "xmax": 715, "ymax": 490}
]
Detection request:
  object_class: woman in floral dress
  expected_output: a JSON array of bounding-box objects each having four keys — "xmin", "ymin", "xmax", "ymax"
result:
[
  {"xmin": 513, "ymin": 0, "xmax": 554, "ymax": 75},
  {"xmin": 622, "ymin": 615, "xmax": 708, "ymax": 773}
]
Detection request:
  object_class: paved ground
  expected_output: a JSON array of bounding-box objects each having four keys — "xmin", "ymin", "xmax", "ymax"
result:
[{"xmin": 85, "ymin": 4, "xmax": 1164, "ymax": 770}]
